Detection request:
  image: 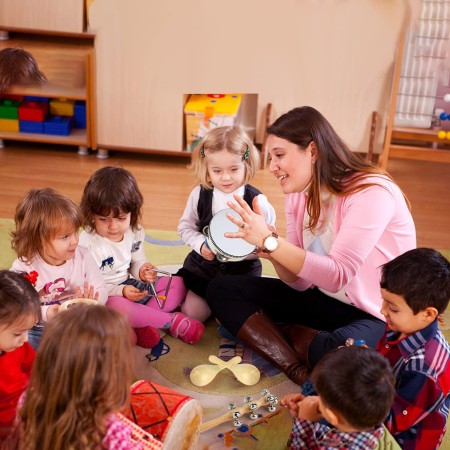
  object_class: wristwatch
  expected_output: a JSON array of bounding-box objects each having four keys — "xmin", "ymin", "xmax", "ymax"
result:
[{"xmin": 262, "ymin": 232, "xmax": 279, "ymax": 253}]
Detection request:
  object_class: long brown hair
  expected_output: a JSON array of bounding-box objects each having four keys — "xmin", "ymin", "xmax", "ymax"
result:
[
  {"xmin": 10, "ymin": 188, "xmax": 83, "ymax": 263},
  {"xmin": 267, "ymin": 106, "xmax": 410, "ymax": 230},
  {"xmin": 17, "ymin": 306, "xmax": 134, "ymax": 450}
]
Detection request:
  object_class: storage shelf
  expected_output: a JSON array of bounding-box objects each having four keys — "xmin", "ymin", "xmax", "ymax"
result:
[
  {"xmin": 0, "ymin": 33, "xmax": 95, "ymax": 151},
  {"xmin": 6, "ymin": 83, "xmax": 86, "ymax": 100},
  {"xmin": 0, "ymin": 128, "xmax": 88, "ymax": 146}
]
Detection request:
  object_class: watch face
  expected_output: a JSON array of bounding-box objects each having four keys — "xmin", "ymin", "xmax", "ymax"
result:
[{"xmin": 264, "ymin": 236, "xmax": 278, "ymax": 252}]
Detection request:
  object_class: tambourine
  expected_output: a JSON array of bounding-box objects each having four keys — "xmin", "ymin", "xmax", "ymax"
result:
[
  {"xmin": 203, "ymin": 208, "xmax": 256, "ymax": 262},
  {"xmin": 58, "ymin": 298, "xmax": 98, "ymax": 311}
]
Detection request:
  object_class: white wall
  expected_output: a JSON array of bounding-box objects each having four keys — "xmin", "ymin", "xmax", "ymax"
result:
[{"xmin": 87, "ymin": 0, "xmax": 418, "ymax": 153}]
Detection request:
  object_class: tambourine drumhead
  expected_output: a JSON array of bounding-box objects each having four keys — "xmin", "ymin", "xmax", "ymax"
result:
[
  {"xmin": 207, "ymin": 208, "xmax": 255, "ymax": 260},
  {"xmin": 58, "ymin": 298, "xmax": 97, "ymax": 311}
]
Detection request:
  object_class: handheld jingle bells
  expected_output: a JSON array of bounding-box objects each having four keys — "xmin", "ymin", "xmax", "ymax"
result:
[
  {"xmin": 199, "ymin": 389, "xmax": 279, "ymax": 433},
  {"xmin": 203, "ymin": 208, "xmax": 256, "ymax": 262},
  {"xmin": 190, "ymin": 355, "xmax": 260, "ymax": 387}
]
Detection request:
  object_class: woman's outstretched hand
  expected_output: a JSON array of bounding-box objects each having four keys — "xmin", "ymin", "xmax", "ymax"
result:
[{"xmin": 225, "ymin": 194, "xmax": 273, "ymax": 250}]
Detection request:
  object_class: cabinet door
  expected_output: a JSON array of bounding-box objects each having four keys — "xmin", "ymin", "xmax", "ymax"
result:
[{"xmin": 0, "ymin": 0, "xmax": 84, "ymax": 34}]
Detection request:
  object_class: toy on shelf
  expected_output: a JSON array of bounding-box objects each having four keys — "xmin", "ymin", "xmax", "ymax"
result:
[
  {"xmin": 184, "ymin": 93, "xmax": 243, "ymax": 152},
  {"xmin": 199, "ymin": 389, "xmax": 278, "ymax": 433},
  {"xmin": 190, "ymin": 355, "xmax": 260, "ymax": 387}
]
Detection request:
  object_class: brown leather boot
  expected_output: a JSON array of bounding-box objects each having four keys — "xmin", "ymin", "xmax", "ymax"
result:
[
  {"xmin": 236, "ymin": 311, "xmax": 309, "ymax": 385},
  {"xmin": 287, "ymin": 324, "xmax": 319, "ymax": 367}
]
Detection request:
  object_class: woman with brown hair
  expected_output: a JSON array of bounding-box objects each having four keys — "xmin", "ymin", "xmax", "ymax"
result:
[{"xmin": 206, "ymin": 106, "xmax": 416, "ymax": 386}]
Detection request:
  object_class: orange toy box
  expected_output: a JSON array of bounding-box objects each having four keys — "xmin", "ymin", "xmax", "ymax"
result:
[{"xmin": 184, "ymin": 94, "xmax": 242, "ymax": 152}]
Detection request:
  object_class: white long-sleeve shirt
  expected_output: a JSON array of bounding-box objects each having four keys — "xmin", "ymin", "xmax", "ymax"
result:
[
  {"xmin": 79, "ymin": 226, "xmax": 147, "ymax": 296},
  {"xmin": 11, "ymin": 247, "xmax": 107, "ymax": 321},
  {"xmin": 178, "ymin": 185, "xmax": 276, "ymax": 254}
]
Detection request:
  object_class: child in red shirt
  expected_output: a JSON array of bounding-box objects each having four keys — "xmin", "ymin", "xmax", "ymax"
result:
[{"xmin": 0, "ymin": 270, "xmax": 41, "ymax": 441}]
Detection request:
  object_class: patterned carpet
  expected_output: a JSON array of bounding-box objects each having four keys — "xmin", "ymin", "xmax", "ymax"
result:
[{"xmin": 0, "ymin": 220, "xmax": 449, "ymax": 449}]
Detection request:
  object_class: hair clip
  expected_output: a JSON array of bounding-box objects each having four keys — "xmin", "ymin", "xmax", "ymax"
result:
[
  {"xmin": 242, "ymin": 146, "xmax": 250, "ymax": 161},
  {"xmin": 24, "ymin": 270, "xmax": 38, "ymax": 287},
  {"xmin": 200, "ymin": 145, "xmax": 206, "ymax": 158}
]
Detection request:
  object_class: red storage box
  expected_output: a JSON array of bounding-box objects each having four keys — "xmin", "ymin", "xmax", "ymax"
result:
[{"xmin": 19, "ymin": 101, "xmax": 49, "ymax": 122}]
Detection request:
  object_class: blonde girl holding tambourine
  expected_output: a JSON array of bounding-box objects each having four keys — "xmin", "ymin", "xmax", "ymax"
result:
[{"xmin": 177, "ymin": 125, "xmax": 276, "ymax": 323}]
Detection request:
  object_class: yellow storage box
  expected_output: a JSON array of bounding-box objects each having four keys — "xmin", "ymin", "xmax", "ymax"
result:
[
  {"xmin": 184, "ymin": 94, "xmax": 242, "ymax": 152},
  {"xmin": 0, "ymin": 118, "xmax": 19, "ymax": 132},
  {"xmin": 50, "ymin": 98, "xmax": 75, "ymax": 116}
]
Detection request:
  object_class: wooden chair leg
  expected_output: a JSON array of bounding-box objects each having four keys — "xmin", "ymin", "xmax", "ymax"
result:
[
  {"xmin": 261, "ymin": 102, "xmax": 273, "ymax": 169},
  {"xmin": 367, "ymin": 111, "xmax": 380, "ymax": 162}
]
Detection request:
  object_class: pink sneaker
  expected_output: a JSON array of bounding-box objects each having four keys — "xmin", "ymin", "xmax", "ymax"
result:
[
  {"xmin": 169, "ymin": 312, "xmax": 205, "ymax": 344},
  {"xmin": 134, "ymin": 326, "xmax": 161, "ymax": 349}
]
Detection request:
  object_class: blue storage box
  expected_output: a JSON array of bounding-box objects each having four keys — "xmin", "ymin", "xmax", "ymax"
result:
[
  {"xmin": 74, "ymin": 101, "xmax": 86, "ymax": 128},
  {"xmin": 20, "ymin": 120, "xmax": 44, "ymax": 134},
  {"xmin": 43, "ymin": 115, "xmax": 72, "ymax": 136},
  {"xmin": 24, "ymin": 96, "xmax": 50, "ymax": 103}
]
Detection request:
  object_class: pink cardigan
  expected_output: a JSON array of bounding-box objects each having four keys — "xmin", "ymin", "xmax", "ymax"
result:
[{"xmin": 285, "ymin": 176, "xmax": 416, "ymax": 320}]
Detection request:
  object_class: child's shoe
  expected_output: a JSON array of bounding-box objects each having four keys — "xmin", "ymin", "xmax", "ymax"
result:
[
  {"xmin": 169, "ymin": 312, "xmax": 205, "ymax": 344},
  {"xmin": 134, "ymin": 326, "xmax": 161, "ymax": 349}
]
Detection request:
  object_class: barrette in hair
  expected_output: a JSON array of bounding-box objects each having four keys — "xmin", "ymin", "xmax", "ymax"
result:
[
  {"xmin": 200, "ymin": 145, "xmax": 205, "ymax": 158},
  {"xmin": 242, "ymin": 146, "xmax": 250, "ymax": 161},
  {"xmin": 24, "ymin": 270, "xmax": 38, "ymax": 287}
]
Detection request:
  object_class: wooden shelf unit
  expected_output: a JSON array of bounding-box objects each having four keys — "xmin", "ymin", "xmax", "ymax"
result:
[{"xmin": 0, "ymin": 34, "xmax": 96, "ymax": 153}]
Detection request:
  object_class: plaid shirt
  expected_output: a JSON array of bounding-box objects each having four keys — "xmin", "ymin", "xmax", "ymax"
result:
[
  {"xmin": 377, "ymin": 320, "xmax": 450, "ymax": 450},
  {"xmin": 289, "ymin": 419, "xmax": 383, "ymax": 449}
]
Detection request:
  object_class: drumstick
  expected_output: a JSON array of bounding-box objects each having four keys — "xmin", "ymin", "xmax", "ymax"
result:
[{"xmin": 199, "ymin": 391, "xmax": 278, "ymax": 433}]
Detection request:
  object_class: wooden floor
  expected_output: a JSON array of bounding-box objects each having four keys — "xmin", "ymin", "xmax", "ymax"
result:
[{"xmin": 0, "ymin": 142, "xmax": 449, "ymax": 249}]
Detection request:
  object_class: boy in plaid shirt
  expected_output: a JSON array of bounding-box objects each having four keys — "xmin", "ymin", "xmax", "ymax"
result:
[
  {"xmin": 281, "ymin": 345, "xmax": 397, "ymax": 450},
  {"xmin": 378, "ymin": 248, "xmax": 450, "ymax": 450}
]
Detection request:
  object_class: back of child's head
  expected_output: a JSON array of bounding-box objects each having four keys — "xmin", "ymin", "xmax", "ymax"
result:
[
  {"xmin": 0, "ymin": 48, "xmax": 46, "ymax": 93},
  {"xmin": 381, "ymin": 248, "xmax": 450, "ymax": 315},
  {"xmin": 0, "ymin": 270, "xmax": 41, "ymax": 328},
  {"xmin": 18, "ymin": 305, "xmax": 133, "ymax": 450},
  {"xmin": 311, "ymin": 346, "xmax": 395, "ymax": 430},
  {"xmin": 190, "ymin": 125, "xmax": 260, "ymax": 189},
  {"xmin": 10, "ymin": 188, "xmax": 82, "ymax": 263},
  {"xmin": 80, "ymin": 166, "xmax": 143, "ymax": 232}
]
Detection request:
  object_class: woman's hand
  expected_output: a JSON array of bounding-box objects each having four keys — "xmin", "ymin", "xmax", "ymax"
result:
[
  {"xmin": 140, "ymin": 262, "xmax": 157, "ymax": 283},
  {"xmin": 122, "ymin": 285, "xmax": 147, "ymax": 302},
  {"xmin": 225, "ymin": 194, "xmax": 272, "ymax": 248}
]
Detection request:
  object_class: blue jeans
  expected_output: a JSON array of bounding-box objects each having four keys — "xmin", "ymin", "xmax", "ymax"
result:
[
  {"xmin": 121, "ymin": 278, "xmax": 157, "ymax": 305},
  {"xmin": 28, "ymin": 325, "xmax": 44, "ymax": 351}
]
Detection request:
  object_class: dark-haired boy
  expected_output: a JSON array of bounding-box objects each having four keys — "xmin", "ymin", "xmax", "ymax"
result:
[
  {"xmin": 281, "ymin": 345, "xmax": 398, "ymax": 449},
  {"xmin": 378, "ymin": 248, "xmax": 450, "ymax": 450}
]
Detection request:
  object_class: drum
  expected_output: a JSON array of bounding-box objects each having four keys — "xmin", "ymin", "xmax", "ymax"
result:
[
  {"xmin": 203, "ymin": 208, "xmax": 256, "ymax": 262},
  {"xmin": 58, "ymin": 298, "xmax": 97, "ymax": 311},
  {"xmin": 124, "ymin": 380, "xmax": 202, "ymax": 450}
]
